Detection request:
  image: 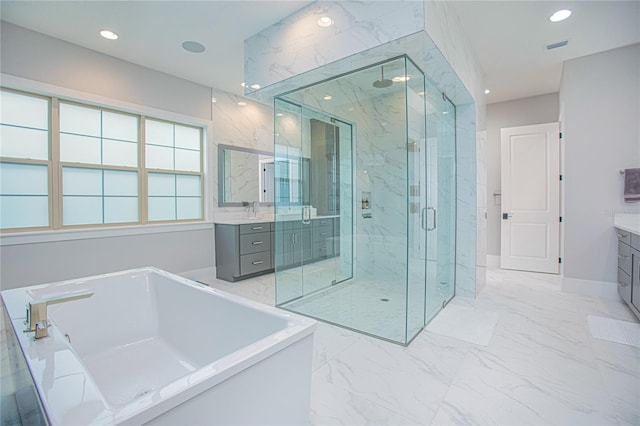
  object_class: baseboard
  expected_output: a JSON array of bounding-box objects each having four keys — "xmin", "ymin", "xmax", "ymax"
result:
[
  {"xmin": 180, "ymin": 267, "xmax": 215, "ymax": 284},
  {"xmin": 487, "ymin": 255, "xmax": 500, "ymax": 268},
  {"xmin": 561, "ymin": 277, "xmax": 620, "ymax": 301}
]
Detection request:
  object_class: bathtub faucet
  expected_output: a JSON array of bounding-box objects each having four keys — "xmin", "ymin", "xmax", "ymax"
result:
[{"xmin": 25, "ymin": 291, "xmax": 94, "ymax": 339}]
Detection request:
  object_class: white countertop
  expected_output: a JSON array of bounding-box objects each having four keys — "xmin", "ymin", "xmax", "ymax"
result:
[
  {"xmin": 215, "ymin": 215, "xmax": 339, "ymax": 225},
  {"xmin": 614, "ymin": 213, "xmax": 640, "ymax": 235}
]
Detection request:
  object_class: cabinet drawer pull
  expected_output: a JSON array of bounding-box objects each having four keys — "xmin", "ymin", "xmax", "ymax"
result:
[
  {"xmin": 251, "ymin": 226, "xmax": 264, "ymax": 230},
  {"xmin": 320, "ymin": 232, "xmax": 328, "ymax": 236},
  {"xmin": 320, "ymin": 248, "xmax": 326, "ymax": 251},
  {"xmin": 320, "ymin": 221, "xmax": 328, "ymax": 224},
  {"xmin": 618, "ymin": 281, "xmax": 628, "ymax": 287},
  {"xmin": 252, "ymin": 241, "xmax": 264, "ymax": 245},
  {"xmin": 618, "ymin": 233, "xmax": 628, "ymax": 239},
  {"xmin": 618, "ymin": 254, "xmax": 629, "ymax": 259},
  {"xmin": 252, "ymin": 260, "xmax": 264, "ymax": 265}
]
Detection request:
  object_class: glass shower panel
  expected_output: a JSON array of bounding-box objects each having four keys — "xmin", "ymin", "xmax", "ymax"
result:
[
  {"xmin": 424, "ymin": 79, "xmax": 456, "ymax": 324},
  {"xmin": 405, "ymin": 58, "xmax": 427, "ymax": 341},
  {"xmin": 274, "ymin": 98, "xmax": 305, "ymax": 306}
]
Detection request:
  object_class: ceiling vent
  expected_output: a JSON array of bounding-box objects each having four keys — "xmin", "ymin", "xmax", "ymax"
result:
[{"xmin": 546, "ymin": 40, "xmax": 569, "ymax": 50}]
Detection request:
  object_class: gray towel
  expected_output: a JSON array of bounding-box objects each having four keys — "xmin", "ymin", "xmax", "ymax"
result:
[{"xmin": 624, "ymin": 168, "xmax": 640, "ymax": 202}]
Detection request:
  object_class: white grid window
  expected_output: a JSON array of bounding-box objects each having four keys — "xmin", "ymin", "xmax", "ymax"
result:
[
  {"xmin": 0, "ymin": 88, "xmax": 205, "ymax": 231},
  {"xmin": 0, "ymin": 90, "xmax": 50, "ymax": 230},
  {"xmin": 145, "ymin": 119, "xmax": 202, "ymax": 222}
]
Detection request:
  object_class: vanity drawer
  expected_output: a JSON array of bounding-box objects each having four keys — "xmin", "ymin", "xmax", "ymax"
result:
[
  {"xmin": 313, "ymin": 225, "xmax": 333, "ymax": 242},
  {"xmin": 618, "ymin": 241, "xmax": 632, "ymax": 275},
  {"xmin": 240, "ymin": 231, "xmax": 271, "ymax": 255},
  {"xmin": 632, "ymin": 233, "xmax": 640, "ymax": 251},
  {"xmin": 240, "ymin": 223, "xmax": 270, "ymax": 234},
  {"xmin": 617, "ymin": 229, "xmax": 631, "ymax": 245},
  {"xmin": 240, "ymin": 251, "xmax": 272, "ymax": 275},
  {"xmin": 313, "ymin": 218, "xmax": 333, "ymax": 227},
  {"xmin": 617, "ymin": 268, "xmax": 631, "ymax": 304},
  {"xmin": 313, "ymin": 241, "xmax": 334, "ymax": 259}
]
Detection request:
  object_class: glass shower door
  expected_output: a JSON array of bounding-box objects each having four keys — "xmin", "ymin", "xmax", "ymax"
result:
[
  {"xmin": 424, "ymin": 79, "xmax": 456, "ymax": 324},
  {"xmin": 274, "ymin": 99, "xmax": 353, "ymax": 307}
]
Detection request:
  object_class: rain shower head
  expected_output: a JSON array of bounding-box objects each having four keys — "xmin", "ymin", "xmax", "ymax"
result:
[{"xmin": 372, "ymin": 65, "xmax": 393, "ymax": 88}]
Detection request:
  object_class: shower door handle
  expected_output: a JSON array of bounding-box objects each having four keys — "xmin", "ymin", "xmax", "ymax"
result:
[
  {"xmin": 421, "ymin": 207, "xmax": 427, "ymax": 230},
  {"xmin": 427, "ymin": 207, "xmax": 436, "ymax": 231}
]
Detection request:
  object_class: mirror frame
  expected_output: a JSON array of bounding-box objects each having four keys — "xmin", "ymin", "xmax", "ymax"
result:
[{"xmin": 217, "ymin": 144, "xmax": 275, "ymax": 207}]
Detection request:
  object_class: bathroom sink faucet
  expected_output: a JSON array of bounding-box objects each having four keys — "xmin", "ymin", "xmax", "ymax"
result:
[{"xmin": 25, "ymin": 291, "xmax": 94, "ymax": 339}]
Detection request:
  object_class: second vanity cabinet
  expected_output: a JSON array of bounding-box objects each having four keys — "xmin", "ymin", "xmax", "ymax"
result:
[
  {"xmin": 617, "ymin": 228, "xmax": 640, "ymax": 319},
  {"xmin": 215, "ymin": 217, "xmax": 339, "ymax": 282}
]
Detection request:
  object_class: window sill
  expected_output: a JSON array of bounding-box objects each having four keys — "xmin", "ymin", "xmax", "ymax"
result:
[{"xmin": 0, "ymin": 221, "xmax": 214, "ymax": 246}]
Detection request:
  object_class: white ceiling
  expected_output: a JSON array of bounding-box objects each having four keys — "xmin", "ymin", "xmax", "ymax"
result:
[
  {"xmin": 1, "ymin": 1, "xmax": 639, "ymax": 103},
  {"xmin": 450, "ymin": 0, "xmax": 640, "ymax": 103}
]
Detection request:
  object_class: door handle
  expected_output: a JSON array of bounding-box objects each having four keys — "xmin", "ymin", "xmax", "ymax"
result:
[
  {"xmin": 502, "ymin": 213, "xmax": 512, "ymax": 220},
  {"xmin": 427, "ymin": 207, "xmax": 436, "ymax": 231},
  {"xmin": 421, "ymin": 207, "xmax": 427, "ymax": 230}
]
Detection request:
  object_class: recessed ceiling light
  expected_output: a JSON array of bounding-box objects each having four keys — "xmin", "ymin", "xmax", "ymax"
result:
[
  {"xmin": 484, "ymin": 89, "xmax": 491, "ymax": 94},
  {"xmin": 250, "ymin": 84, "xmax": 261, "ymax": 90},
  {"xmin": 549, "ymin": 9, "xmax": 572, "ymax": 22},
  {"xmin": 392, "ymin": 75, "xmax": 411, "ymax": 83},
  {"xmin": 182, "ymin": 41, "xmax": 205, "ymax": 53},
  {"xmin": 99, "ymin": 29, "xmax": 118, "ymax": 40},
  {"xmin": 317, "ymin": 16, "xmax": 333, "ymax": 27},
  {"xmin": 211, "ymin": 97, "xmax": 217, "ymax": 103},
  {"xmin": 237, "ymin": 101, "xmax": 247, "ymax": 106},
  {"xmin": 323, "ymin": 95, "xmax": 333, "ymax": 100}
]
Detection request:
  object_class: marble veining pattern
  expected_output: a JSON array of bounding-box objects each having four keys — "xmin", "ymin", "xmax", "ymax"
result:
[{"xmin": 202, "ymin": 265, "xmax": 639, "ymax": 425}]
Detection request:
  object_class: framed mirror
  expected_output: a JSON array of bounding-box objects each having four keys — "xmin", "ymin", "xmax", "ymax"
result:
[{"xmin": 218, "ymin": 144, "xmax": 276, "ymax": 206}]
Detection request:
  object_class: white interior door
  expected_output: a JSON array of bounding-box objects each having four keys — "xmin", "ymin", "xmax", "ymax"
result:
[{"xmin": 500, "ymin": 122, "xmax": 560, "ymax": 273}]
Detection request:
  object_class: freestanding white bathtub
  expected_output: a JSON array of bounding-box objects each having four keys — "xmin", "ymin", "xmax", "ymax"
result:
[{"xmin": 1, "ymin": 267, "xmax": 317, "ymax": 425}]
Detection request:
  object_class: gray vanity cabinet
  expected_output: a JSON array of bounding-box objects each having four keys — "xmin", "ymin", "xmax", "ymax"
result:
[
  {"xmin": 215, "ymin": 223, "xmax": 274, "ymax": 282},
  {"xmin": 631, "ymin": 234, "xmax": 640, "ymax": 314},
  {"xmin": 216, "ymin": 217, "xmax": 339, "ymax": 282},
  {"xmin": 617, "ymin": 228, "xmax": 640, "ymax": 319}
]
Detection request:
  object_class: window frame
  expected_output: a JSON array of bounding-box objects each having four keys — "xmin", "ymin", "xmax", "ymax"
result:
[{"xmin": 0, "ymin": 87, "xmax": 206, "ymax": 232}]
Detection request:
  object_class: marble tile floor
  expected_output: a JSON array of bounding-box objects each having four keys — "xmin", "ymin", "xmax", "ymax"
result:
[{"xmin": 204, "ymin": 266, "xmax": 640, "ymax": 425}]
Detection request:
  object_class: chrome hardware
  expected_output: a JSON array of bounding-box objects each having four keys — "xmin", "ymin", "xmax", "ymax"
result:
[
  {"xmin": 427, "ymin": 207, "xmax": 436, "ymax": 231},
  {"xmin": 25, "ymin": 291, "xmax": 93, "ymax": 339},
  {"xmin": 252, "ymin": 226, "xmax": 264, "ymax": 230},
  {"xmin": 421, "ymin": 207, "xmax": 427, "ymax": 230},
  {"xmin": 252, "ymin": 241, "xmax": 264, "ymax": 245},
  {"xmin": 302, "ymin": 205, "xmax": 311, "ymax": 224},
  {"xmin": 252, "ymin": 260, "xmax": 264, "ymax": 265},
  {"xmin": 618, "ymin": 254, "xmax": 629, "ymax": 259},
  {"xmin": 617, "ymin": 233, "xmax": 627, "ymax": 239},
  {"xmin": 618, "ymin": 281, "xmax": 628, "ymax": 287},
  {"xmin": 320, "ymin": 232, "xmax": 328, "ymax": 236}
]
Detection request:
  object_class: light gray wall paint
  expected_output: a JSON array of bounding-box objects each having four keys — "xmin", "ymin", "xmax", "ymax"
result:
[
  {"xmin": 485, "ymin": 93, "xmax": 560, "ymax": 256},
  {"xmin": 0, "ymin": 229, "xmax": 214, "ymax": 290},
  {"xmin": 1, "ymin": 22, "xmax": 212, "ymax": 120},
  {"xmin": 0, "ymin": 23, "xmax": 217, "ymax": 289},
  {"xmin": 560, "ymin": 44, "xmax": 640, "ymax": 283}
]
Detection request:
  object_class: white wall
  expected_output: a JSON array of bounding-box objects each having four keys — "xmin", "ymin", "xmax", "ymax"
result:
[
  {"xmin": 560, "ymin": 44, "xmax": 640, "ymax": 284},
  {"xmin": 485, "ymin": 93, "xmax": 560, "ymax": 256}
]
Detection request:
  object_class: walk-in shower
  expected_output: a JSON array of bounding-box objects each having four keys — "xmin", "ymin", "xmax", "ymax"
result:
[{"xmin": 273, "ymin": 56, "xmax": 456, "ymax": 345}]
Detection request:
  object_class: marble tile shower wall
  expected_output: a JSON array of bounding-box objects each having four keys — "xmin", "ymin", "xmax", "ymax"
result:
[
  {"xmin": 244, "ymin": 1, "xmax": 424, "ymax": 94},
  {"xmin": 289, "ymin": 86, "xmax": 410, "ymax": 283}
]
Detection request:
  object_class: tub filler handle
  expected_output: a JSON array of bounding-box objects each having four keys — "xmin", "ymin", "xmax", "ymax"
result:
[{"xmin": 25, "ymin": 291, "xmax": 94, "ymax": 339}]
